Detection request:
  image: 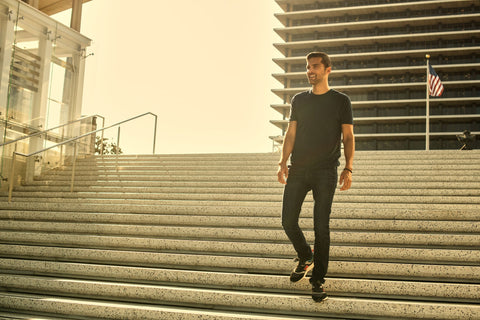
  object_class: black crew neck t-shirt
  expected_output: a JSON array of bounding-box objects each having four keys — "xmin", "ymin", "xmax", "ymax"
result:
[{"xmin": 289, "ymin": 89, "xmax": 353, "ymax": 168}]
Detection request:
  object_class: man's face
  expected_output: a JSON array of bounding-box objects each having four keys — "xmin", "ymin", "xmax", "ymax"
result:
[{"xmin": 306, "ymin": 57, "xmax": 331, "ymax": 85}]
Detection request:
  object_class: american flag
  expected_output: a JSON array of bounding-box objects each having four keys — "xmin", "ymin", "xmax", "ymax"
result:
[{"xmin": 428, "ymin": 64, "xmax": 444, "ymax": 97}]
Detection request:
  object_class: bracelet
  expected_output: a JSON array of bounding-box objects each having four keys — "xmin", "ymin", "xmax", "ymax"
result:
[{"xmin": 343, "ymin": 168, "xmax": 353, "ymax": 173}]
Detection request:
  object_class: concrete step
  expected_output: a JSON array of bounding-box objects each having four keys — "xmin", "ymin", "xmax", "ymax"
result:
[
  {"xmin": 0, "ymin": 312, "xmax": 77, "ymax": 320},
  {"xmin": 1, "ymin": 258, "xmax": 479, "ymax": 303},
  {"xmin": 74, "ymin": 151, "xmax": 479, "ymax": 162},
  {"xmin": 71, "ymin": 152, "xmax": 480, "ymax": 163},
  {"xmin": 3, "ymin": 192, "xmax": 479, "ymax": 204},
  {"xmin": 1, "ymin": 222, "xmax": 479, "ymax": 249},
  {"xmin": 86, "ymin": 149, "xmax": 480, "ymax": 155},
  {"xmin": 1, "ymin": 275, "xmax": 479, "ymax": 320},
  {"xmin": 1, "ymin": 201, "xmax": 478, "ymax": 220},
  {"xmin": 55, "ymin": 163, "xmax": 480, "ymax": 173},
  {"xmin": 72, "ymin": 156, "xmax": 480, "ymax": 166},
  {"xmin": 1, "ymin": 231, "xmax": 478, "ymax": 264},
  {"xmin": 1, "ymin": 244, "xmax": 479, "ymax": 283},
  {"xmin": 10, "ymin": 186, "xmax": 480, "ymax": 196},
  {"xmin": 2, "ymin": 211, "xmax": 478, "ymax": 232},
  {"xmin": 2, "ymin": 198, "xmax": 477, "ymax": 211},
  {"xmin": 0, "ymin": 293, "xmax": 322, "ymax": 320},
  {"xmin": 39, "ymin": 165, "xmax": 480, "ymax": 177},
  {"xmin": 29, "ymin": 173, "xmax": 480, "ymax": 183},
  {"xmin": 18, "ymin": 180, "xmax": 480, "ymax": 190},
  {"xmin": 75, "ymin": 150, "xmax": 480, "ymax": 162}
]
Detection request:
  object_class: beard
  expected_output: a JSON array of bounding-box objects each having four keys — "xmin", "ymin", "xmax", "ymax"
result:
[{"xmin": 308, "ymin": 76, "xmax": 323, "ymax": 85}]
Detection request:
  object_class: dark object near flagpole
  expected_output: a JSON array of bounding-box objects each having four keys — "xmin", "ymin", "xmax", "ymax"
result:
[{"xmin": 456, "ymin": 130, "xmax": 475, "ymax": 150}]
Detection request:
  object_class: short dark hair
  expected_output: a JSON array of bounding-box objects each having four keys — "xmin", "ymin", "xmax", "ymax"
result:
[{"xmin": 306, "ymin": 52, "xmax": 332, "ymax": 69}]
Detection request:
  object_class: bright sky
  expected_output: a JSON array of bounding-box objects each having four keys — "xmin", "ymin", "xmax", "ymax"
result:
[{"xmin": 55, "ymin": 0, "xmax": 284, "ymax": 154}]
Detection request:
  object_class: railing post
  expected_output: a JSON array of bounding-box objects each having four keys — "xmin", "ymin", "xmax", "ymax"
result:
[
  {"xmin": 116, "ymin": 126, "xmax": 121, "ymax": 172},
  {"xmin": 8, "ymin": 144, "xmax": 18, "ymax": 203},
  {"xmin": 100, "ymin": 127, "xmax": 105, "ymax": 156},
  {"xmin": 60, "ymin": 127, "xmax": 65, "ymax": 165},
  {"xmin": 70, "ymin": 141, "xmax": 78, "ymax": 193},
  {"xmin": 152, "ymin": 114, "xmax": 157, "ymax": 154}
]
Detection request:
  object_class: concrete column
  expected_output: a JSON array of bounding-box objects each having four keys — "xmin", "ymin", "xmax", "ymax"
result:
[
  {"xmin": 31, "ymin": 35, "xmax": 53, "ymax": 131},
  {"xmin": 71, "ymin": 51, "xmax": 86, "ymax": 125},
  {"xmin": 65, "ymin": 0, "xmax": 86, "ymax": 153},
  {"xmin": 70, "ymin": 0, "xmax": 83, "ymax": 32},
  {"xmin": 61, "ymin": 50, "xmax": 86, "ymax": 161}
]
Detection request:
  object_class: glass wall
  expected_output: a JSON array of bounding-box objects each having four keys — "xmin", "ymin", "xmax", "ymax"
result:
[
  {"xmin": 0, "ymin": 2, "xmax": 37, "ymax": 186},
  {"xmin": 47, "ymin": 31, "xmax": 76, "ymax": 138},
  {"xmin": 0, "ymin": 0, "xmax": 91, "ymax": 189}
]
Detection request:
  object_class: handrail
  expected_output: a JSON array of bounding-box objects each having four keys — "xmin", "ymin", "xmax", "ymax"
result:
[
  {"xmin": 0, "ymin": 114, "xmax": 105, "ymax": 148},
  {"xmin": 7, "ymin": 112, "xmax": 158, "ymax": 202}
]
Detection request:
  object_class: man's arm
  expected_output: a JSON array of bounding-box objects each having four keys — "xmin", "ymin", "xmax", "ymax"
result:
[
  {"xmin": 277, "ymin": 121, "xmax": 297, "ymax": 185},
  {"xmin": 339, "ymin": 124, "xmax": 355, "ymax": 191}
]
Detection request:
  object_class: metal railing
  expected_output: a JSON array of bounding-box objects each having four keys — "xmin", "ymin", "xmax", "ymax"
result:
[
  {"xmin": 0, "ymin": 114, "xmax": 105, "ymax": 149},
  {"xmin": 0, "ymin": 115, "xmax": 105, "ymax": 185},
  {"xmin": 7, "ymin": 112, "xmax": 158, "ymax": 202}
]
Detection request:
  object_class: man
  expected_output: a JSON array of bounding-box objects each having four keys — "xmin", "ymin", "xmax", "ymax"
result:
[{"xmin": 277, "ymin": 52, "xmax": 354, "ymax": 302}]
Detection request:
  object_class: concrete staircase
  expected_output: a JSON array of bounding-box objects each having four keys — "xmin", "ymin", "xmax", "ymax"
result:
[{"xmin": 0, "ymin": 150, "xmax": 479, "ymax": 319}]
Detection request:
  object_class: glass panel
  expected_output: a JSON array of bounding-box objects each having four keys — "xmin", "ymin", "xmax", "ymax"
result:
[
  {"xmin": 0, "ymin": 9, "xmax": 10, "ymax": 185},
  {"xmin": 46, "ymin": 23, "xmax": 75, "ymax": 134},
  {"xmin": 0, "ymin": 3, "xmax": 30, "ymax": 187},
  {"xmin": 9, "ymin": 5, "xmax": 44, "ymax": 186},
  {"xmin": 46, "ymin": 61, "xmax": 68, "ymax": 130},
  {"xmin": 8, "ymin": 19, "xmax": 41, "ymax": 132}
]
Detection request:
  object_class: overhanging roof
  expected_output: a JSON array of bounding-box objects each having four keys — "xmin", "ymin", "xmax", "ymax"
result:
[{"xmin": 38, "ymin": 0, "xmax": 91, "ymax": 16}]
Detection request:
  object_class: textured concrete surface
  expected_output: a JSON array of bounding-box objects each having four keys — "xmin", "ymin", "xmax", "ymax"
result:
[
  {"xmin": 1, "ymin": 258, "xmax": 479, "ymax": 302},
  {"xmin": 1, "ymin": 276, "xmax": 479, "ymax": 320},
  {"xmin": 0, "ymin": 150, "xmax": 479, "ymax": 319}
]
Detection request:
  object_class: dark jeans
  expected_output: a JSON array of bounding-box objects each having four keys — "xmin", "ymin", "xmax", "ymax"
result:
[{"xmin": 281, "ymin": 165, "xmax": 338, "ymax": 284}]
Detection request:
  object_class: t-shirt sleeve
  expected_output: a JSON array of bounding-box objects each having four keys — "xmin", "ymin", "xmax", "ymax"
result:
[
  {"xmin": 341, "ymin": 96, "xmax": 353, "ymax": 125},
  {"xmin": 289, "ymin": 95, "xmax": 298, "ymax": 122}
]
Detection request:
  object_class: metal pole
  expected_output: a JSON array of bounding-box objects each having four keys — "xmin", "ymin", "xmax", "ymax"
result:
[
  {"xmin": 117, "ymin": 126, "xmax": 121, "ymax": 155},
  {"xmin": 60, "ymin": 127, "xmax": 65, "ymax": 165},
  {"xmin": 100, "ymin": 127, "xmax": 105, "ymax": 156},
  {"xmin": 100, "ymin": 117, "xmax": 105, "ymax": 156},
  {"xmin": 152, "ymin": 115, "xmax": 157, "ymax": 154},
  {"xmin": 425, "ymin": 54, "xmax": 430, "ymax": 151},
  {"xmin": 8, "ymin": 148, "xmax": 17, "ymax": 203},
  {"xmin": 116, "ymin": 126, "xmax": 121, "ymax": 171},
  {"xmin": 70, "ymin": 141, "xmax": 77, "ymax": 192}
]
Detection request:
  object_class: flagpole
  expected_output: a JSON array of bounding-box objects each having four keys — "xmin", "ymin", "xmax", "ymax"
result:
[{"xmin": 425, "ymin": 54, "xmax": 430, "ymax": 151}]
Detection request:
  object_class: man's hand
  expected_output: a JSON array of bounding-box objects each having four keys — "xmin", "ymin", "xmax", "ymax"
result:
[
  {"xmin": 339, "ymin": 169, "xmax": 352, "ymax": 191},
  {"xmin": 277, "ymin": 163, "xmax": 288, "ymax": 185}
]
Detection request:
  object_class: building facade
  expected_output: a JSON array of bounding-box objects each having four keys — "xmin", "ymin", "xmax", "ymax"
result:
[
  {"xmin": 0, "ymin": 0, "xmax": 91, "ymax": 188},
  {"xmin": 271, "ymin": 0, "xmax": 480, "ymax": 150}
]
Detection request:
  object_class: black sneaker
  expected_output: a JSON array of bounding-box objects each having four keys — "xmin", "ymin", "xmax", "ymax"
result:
[
  {"xmin": 289, "ymin": 257, "xmax": 314, "ymax": 282},
  {"xmin": 311, "ymin": 282, "xmax": 328, "ymax": 302}
]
